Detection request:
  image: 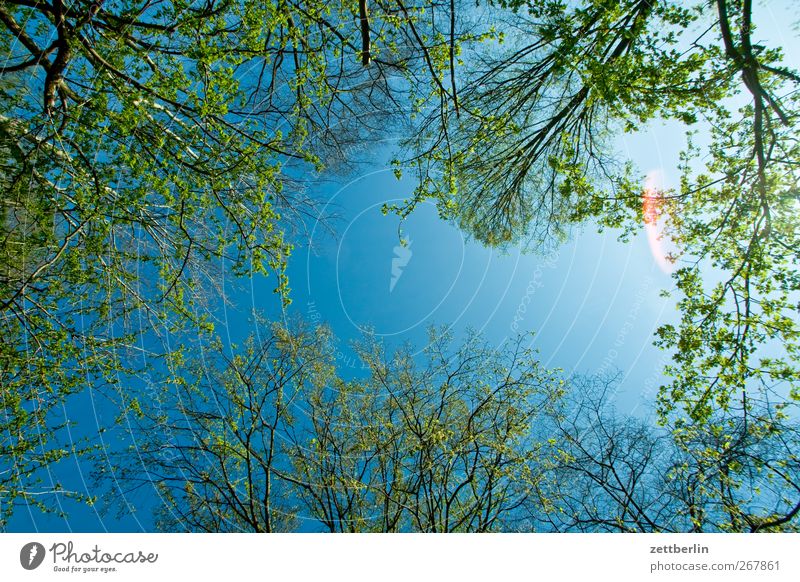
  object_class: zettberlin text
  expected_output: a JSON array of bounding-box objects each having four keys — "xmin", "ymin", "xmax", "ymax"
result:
[{"xmin": 650, "ymin": 544, "xmax": 709, "ymax": 555}]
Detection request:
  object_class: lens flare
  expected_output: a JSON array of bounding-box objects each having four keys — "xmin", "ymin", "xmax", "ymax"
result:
[{"xmin": 643, "ymin": 170, "xmax": 675, "ymax": 274}]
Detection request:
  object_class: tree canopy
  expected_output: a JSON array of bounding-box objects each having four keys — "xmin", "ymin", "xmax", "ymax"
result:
[{"xmin": 1, "ymin": 0, "xmax": 799, "ymax": 532}]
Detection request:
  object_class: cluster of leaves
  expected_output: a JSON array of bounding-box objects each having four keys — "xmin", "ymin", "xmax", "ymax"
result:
[
  {"xmin": 403, "ymin": 0, "xmax": 731, "ymax": 246},
  {"xmin": 288, "ymin": 328, "xmax": 563, "ymax": 532},
  {"xmin": 103, "ymin": 320, "xmax": 334, "ymax": 532}
]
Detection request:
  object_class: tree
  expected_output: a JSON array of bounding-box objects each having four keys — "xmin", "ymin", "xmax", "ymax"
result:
[
  {"xmin": 0, "ymin": 0, "xmax": 487, "ymax": 523},
  {"xmin": 532, "ymin": 375, "xmax": 800, "ymax": 532},
  {"xmin": 286, "ymin": 328, "xmax": 563, "ymax": 532},
  {"xmin": 400, "ymin": 0, "xmax": 799, "ymax": 468},
  {"xmin": 0, "ymin": 331, "xmax": 98, "ymax": 528},
  {"xmin": 0, "ymin": 0, "xmax": 331, "ymax": 522},
  {"xmin": 667, "ymin": 394, "xmax": 800, "ymax": 532},
  {"xmin": 99, "ymin": 320, "xmax": 335, "ymax": 532},
  {"xmin": 528, "ymin": 375, "xmax": 680, "ymax": 532},
  {"xmin": 401, "ymin": 0, "xmax": 718, "ymax": 245}
]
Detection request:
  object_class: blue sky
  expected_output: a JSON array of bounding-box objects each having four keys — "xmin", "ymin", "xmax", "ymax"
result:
[{"xmin": 276, "ymin": 152, "xmax": 677, "ymax": 411}]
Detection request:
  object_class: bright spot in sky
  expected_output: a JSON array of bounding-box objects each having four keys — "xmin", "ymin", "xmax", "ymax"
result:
[{"xmin": 643, "ymin": 169, "xmax": 676, "ymax": 274}]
